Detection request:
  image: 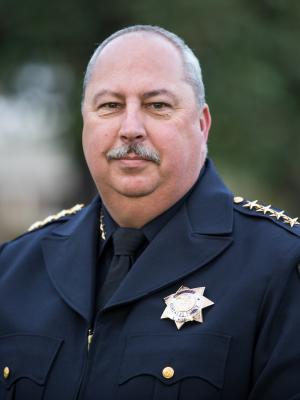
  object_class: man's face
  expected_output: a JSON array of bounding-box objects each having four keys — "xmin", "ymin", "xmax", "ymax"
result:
[{"xmin": 82, "ymin": 33, "xmax": 211, "ymax": 205}]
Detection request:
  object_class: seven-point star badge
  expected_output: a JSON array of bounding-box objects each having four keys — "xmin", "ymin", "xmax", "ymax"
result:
[{"xmin": 161, "ymin": 285, "xmax": 214, "ymax": 329}]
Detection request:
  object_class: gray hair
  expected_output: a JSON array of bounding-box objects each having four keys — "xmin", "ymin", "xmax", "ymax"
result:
[{"xmin": 82, "ymin": 25, "xmax": 206, "ymax": 108}]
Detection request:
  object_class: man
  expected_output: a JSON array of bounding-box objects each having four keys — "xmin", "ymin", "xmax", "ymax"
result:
[{"xmin": 0, "ymin": 25, "xmax": 300, "ymax": 400}]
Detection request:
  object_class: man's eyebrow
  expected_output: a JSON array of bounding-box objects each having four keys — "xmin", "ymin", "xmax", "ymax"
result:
[
  {"xmin": 92, "ymin": 89, "xmax": 178, "ymax": 104},
  {"xmin": 92, "ymin": 90, "xmax": 124, "ymax": 103},
  {"xmin": 142, "ymin": 89, "xmax": 178, "ymax": 102}
]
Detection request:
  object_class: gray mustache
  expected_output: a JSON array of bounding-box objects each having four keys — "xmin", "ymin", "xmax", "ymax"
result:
[{"xmin": 106, "ymin": 143, "xmax": 161, "ymax": 165}]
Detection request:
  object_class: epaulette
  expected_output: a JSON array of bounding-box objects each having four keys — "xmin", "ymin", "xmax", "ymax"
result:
[
  {"xmin": 233, "ymin": 196, "xmax": 300, "ymax": 232},
  {"xmin": 28, "ymin": 204, "xmax": 84, "ymax": 232}
]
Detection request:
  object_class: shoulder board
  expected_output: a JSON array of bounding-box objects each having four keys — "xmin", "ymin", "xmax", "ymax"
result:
[
  {"xmin": 233, "ymin": 196, "xmax": 300, "ymax": 235},
  {"xmin": 28, "ymin": 204, "xmax": 84, "ymax": 232}
]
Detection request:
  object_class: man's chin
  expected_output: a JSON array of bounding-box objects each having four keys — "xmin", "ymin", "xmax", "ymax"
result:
[
  {"xmin": 114, "ymin": 187, "xmax": 156, "ymax": 198},
  {"xmin": 108, "ymin": 180, "xmax": 158, "ymax": 198},
  {"xmin": 105, "ymin": 175, "xmax": 159, "ymax": 199}
]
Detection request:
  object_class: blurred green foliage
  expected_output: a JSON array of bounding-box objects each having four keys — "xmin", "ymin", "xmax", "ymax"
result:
[{"xmin": 1, "ymin": 0, "xmax": 299, "ymax": 213}]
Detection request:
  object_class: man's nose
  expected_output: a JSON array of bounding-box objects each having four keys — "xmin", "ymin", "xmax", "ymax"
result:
[{"xmin": 119, "ymin": 107, "xmax": 146, "ymax": 143}]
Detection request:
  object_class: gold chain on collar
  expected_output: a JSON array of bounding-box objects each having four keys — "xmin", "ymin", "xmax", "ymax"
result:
[{"xmin": 99, "ymin": 208, "xmax": 106, "ymax": 240}]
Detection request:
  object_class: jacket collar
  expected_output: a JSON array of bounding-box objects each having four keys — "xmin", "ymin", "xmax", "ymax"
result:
[{"xmin": 186, "ymin": 158, "xmax": 233, "ymax": 235}]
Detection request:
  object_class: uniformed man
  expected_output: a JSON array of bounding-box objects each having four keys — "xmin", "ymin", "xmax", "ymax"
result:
[{"xmin": 1, "ymin": 25, "xmax": 300, "ymax": 400}]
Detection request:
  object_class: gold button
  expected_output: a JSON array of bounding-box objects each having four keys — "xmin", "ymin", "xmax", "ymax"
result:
[
  {"xmin": 234, "ymin": 196, "xmax": 244, "ymax": 204},
  {"xmin": 3, "ymin": 367, "xmax": 10, "ymax": 379},
  {"xmin": 162, "ymin": 366, "xmax": 174, "ymax": 379}
]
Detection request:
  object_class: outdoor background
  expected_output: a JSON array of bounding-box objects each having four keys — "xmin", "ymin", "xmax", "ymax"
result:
[{"xmin": 1, "ymin": 0, "xmax": 299, "ymax": 241}]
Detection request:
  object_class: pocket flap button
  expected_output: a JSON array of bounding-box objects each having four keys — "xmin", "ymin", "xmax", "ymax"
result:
[
  {"xmin": 3, "ymin": 367, "xmax": 10, "ymax": 379},
  {"xmin": 162, "ymin": 366, "xmax": 174, "ymax": 379}
]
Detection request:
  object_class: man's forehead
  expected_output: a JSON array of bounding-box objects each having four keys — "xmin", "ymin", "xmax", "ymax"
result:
[{"xmin": 97, "ymin": 31, "xmax": 182, "ymax": 65}]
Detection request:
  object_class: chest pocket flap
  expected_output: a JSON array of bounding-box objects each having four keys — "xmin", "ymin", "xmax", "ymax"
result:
[
  {"xmin": 119, "ymin": 332, "xmax": 231, "ymax": 390},
  {"xmin": 0, "ymin": 334, "xmax": 63, "ymax": 389}
]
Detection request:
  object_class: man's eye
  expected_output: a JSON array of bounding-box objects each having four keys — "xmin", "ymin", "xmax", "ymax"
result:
[
  {"xmin": 100, "ymin": 102, "xmax": 121, "ymax": 109},
  {"xmin": 145, "ymin": 102, "xmax": 172, "ymax": 112},
  {"xmin": 150, "ymin": 102, "xmax": 169, "ymax": 109},
  {"xmin": 97, "ymin": 102, "xmax": 123, "ymax": 115}
]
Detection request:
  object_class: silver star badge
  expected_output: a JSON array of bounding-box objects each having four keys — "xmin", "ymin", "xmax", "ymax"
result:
[{"xmin": 161, "ymin": 285, "xmax": 214, "ymax": 329}]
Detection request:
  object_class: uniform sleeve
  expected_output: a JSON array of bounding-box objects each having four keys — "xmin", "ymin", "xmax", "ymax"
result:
[{"xmin": 249, "ymin": 256, "xmax": 300, "ymax": 399}]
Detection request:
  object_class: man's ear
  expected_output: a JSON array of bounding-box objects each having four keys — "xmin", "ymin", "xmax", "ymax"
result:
[{"xmin": 199, "ymin": 104, "xmax": 212, "ymax": 143}]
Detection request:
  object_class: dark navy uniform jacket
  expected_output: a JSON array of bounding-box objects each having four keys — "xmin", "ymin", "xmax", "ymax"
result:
[{"xmin": 1, "ymin": 159, "xmax": 300, "ymax": 400}]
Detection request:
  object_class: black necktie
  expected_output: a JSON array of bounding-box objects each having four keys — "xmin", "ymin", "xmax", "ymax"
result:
[{"xmin": 98, "ymin": 228, "xmax": 146, "ymax": 309}]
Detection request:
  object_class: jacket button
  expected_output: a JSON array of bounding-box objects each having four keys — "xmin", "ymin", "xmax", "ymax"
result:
[
  {"xmin": 234, "ymin": 196, "xmax": 244, "ymax": 204},
  {"xmin": 162, "ymin": 366, "xmax": 174, "ymax": 379},
  {"xmin": 3, "ymin": 367, "xmax": 10, "ymax": 379}
]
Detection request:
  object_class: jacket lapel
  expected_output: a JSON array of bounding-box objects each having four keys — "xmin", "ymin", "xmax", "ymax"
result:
[
  {"xmin": 104, "ymin": 159, "xmax": 234, "ymax": 310},
  {"xmin": 41, "ymin": 197, "xmax": 100, "ymax": 322}
]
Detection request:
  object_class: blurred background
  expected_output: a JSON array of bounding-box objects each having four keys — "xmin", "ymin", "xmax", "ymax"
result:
[{"xmin": 1, "ymin": 0, "xmax": 299, "ymax": 242}]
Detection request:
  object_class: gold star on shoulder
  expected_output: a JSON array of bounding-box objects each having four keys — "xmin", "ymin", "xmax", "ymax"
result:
[
  {"xmin": 269, "ymin": 210, "xmax": 285, "ymax": 220},
  {"xmin": 242, "ymin": 200, "xmax": 259, "ymax": 210},
  {"xmin": 161, "ymin": 285, "xmax": 214, "ymax": 330},
  {"xmin": 283, "ymin": 216, "xmax": 300, "ymax": 228},
  {"xmin": 256, "ymin": 205, "xmax": 272, "ymax": 215},
  {"xmin": 234, "ymin": 196, "xmax": 300, "ymax": 228}
]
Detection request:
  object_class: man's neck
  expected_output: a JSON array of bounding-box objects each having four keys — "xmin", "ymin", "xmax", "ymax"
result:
[{"xmin": 100, "ymin": 190, "xmax": 185, "ymax": 228}]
